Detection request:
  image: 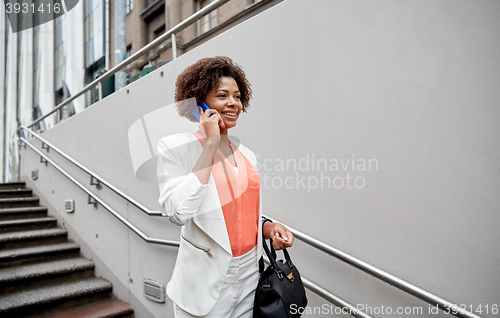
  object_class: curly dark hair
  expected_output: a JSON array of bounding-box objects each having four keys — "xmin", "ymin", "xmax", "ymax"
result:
[{"xmin": 174, "ymin": 56, "xmax": 253, "ymax": 122}]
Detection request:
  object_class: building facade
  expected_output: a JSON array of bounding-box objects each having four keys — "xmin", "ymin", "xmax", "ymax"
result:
[{"xmin": 0, "ymin": 0, "xmax": 282, "ymax": 182}]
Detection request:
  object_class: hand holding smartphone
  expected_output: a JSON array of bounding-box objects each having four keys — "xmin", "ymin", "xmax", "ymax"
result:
[{"xmin": 192, "ymin": 101, "xmax": 212, "ymax": 121}]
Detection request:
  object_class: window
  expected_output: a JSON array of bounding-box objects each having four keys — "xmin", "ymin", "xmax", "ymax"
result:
[
  {"xmin": 84, "ymin": 59, "xmax": 106, "ymax": 107},
  {"xmin": 154, "ymin": 25, "xmax": 166, "ymax": 39},
  {"xmin": 197, "ymin": 0, "xmax": 218, "ymax": 36},
  {"xmin": 126, "ymin": 45, "xmax": 132, "ymax": 70},
  {"xmin": 54, "ymin": 15, "xmax": 65, "ymax": 91},
  {"xmin": 84, "ymin": 0, "xmax": 105, "ymax": 69},
  {"xmin": 83, "ymin": 0, "xmax": 106, "ymax": 106},
  {"xmin": 126, "ymin": 45, "xmax": 132, "ymax": 58},
  {"xmin": 55, "ymin": 85, "xmax": 75, "ymax": 120},
  {"xmin": 32, "ymin": 104, "xmax": 46, "ymax": 132},
  {"xmin": 33, "ymin": 25, "xmax": 40, "ymax": 105},
  {"xmin": 126, "ymin": 0, "xmax": 133, "ymax": 14}
]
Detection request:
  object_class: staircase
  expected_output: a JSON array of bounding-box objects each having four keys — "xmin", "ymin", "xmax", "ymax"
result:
[{"xmin": 0, "ymin": 182, "xmax": 134, "ymax": 318}]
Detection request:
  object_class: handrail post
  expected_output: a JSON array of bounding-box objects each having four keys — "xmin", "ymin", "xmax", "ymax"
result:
[
  {"xmin": 172, "ymin": 33, "xmax": 177, "ymax": 59},
  {"xmin": 98, "ymin": 81, "xmax": 103, "ymax": 101}
]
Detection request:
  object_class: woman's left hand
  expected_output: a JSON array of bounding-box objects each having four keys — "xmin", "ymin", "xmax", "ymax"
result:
[{"xmin": 269, "ymin": 223, "xmax": 294, "ymax": 250}]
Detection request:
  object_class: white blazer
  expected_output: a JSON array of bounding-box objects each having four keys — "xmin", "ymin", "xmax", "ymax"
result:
[{"xmin": 157, "ymin": 132, "xmax": 263, "ymax": 316}]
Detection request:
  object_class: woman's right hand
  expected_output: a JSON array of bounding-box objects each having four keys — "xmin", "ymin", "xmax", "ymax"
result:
[
  {"xmin": 192, "ymin": 106, "xmax": 225, "ymax": 185},
  {"xmin": 198, "ymin": 106, "xmax": 225, "ymax": 144}
]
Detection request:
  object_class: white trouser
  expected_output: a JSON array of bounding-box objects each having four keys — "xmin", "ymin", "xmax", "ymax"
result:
[{"xmin": 173, "ymin": 245, "xmax": 259, "ymax": 318}]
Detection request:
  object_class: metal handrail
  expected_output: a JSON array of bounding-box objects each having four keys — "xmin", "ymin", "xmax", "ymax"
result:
[
  {"xmin": 27, "ymin": 0, "xmax": 230, "ymax": 129},
  {"xmin": 263, "ymin": 217, "xmax": 484, "ymax": 318},
  {"xmin": 261, "ymin": 257, "xmax": 374, "ymax": 318},
  {"xmin": 301, "ymin": 276, "xmax": 373, "ymax": 318},
  {"xmin": 18, "ymin": 136, "xmax": 373, "ymax": 318},
  {"xmin": 19, "ymin": 137, "xmax": 179, "ymax": 247},
  {"xmin": 18, "ymin": 125, "xmax": 161, "ymax": 216}
]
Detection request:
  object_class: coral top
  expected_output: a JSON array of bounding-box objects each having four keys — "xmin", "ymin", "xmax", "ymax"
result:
[{"xmin": 193, "ymin": 132, "xmax": 261, "ymax": 257}]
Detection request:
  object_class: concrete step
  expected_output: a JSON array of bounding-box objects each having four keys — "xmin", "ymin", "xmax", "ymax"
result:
[
  {"xmin": 0, "ymin": 257, "xmax": 95, "ymax": 293},
  {"xmin": 0, "ymin": 188, "xmax": 33, "ymax": 198},
  {"xmin": 0, "ymin": 206, "xmax": 48, "ymax": 221},
  {"xmin": 0, "ymin": 182, "xmax": 26, "ymax": 190},
  {"xmin": 0, "ymin": 242, "xmax": 80, "ymax": 268},
  {"xmin": 0, "ymin": 276, "xmax": 113, "ymax": 315},
  {"xmin": 0, "ymin": 216, "xmax": 57, "ymax": 233},
  {"xmin": 0, "ymin": 182, "xmax": 134, "ymax": 317},
  {"xmin": 0, "ymin": 228, "xmax": 68, "ymax": 250},
  {"xmin": 27, "ymin": 297, "xmax": 134, "ymax": 318},
  {"xmin": 0, "ymin": 197, "xmax": 40, "ymax": 209}
]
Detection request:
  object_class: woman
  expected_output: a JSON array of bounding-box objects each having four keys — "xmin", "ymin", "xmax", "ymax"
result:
[{"xmin": 157, "ymin": 56, "xmax": 294, "ymax": 317}]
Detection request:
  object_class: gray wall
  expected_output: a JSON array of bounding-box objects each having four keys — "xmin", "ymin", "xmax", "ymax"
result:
[{"xmin": 20, "ymin": 0, "xmax": 500, "ymax": 317}]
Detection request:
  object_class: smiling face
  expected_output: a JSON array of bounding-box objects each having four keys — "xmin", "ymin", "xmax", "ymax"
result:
[{"xmin": 204, "ymin": 76, "xmax": 243, "ymax": 133}]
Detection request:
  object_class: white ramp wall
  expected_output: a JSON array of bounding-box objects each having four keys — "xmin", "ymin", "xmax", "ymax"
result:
[{"xmin": 20, "ymin": 0, "xmax": 500, "ymax": 317}]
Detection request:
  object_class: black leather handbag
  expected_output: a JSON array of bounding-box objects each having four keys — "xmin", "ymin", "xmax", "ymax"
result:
[{"xmin": 253, "ymin": 234, "xmax": 308, "ymax": 318}]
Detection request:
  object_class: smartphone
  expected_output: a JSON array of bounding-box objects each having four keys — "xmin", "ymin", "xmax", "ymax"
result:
[{"xmin": 192, "ymin": 101, "xmax": 212, "ymax": 121}]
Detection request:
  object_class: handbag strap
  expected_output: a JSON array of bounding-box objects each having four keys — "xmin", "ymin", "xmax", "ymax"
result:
[
  {"xmin": 259, "ymin": 217, "xmax": 272, "ymax": 274},
  {"xmin": 269, "ymin": 238, "xmax": 277, "ymax": 260},
  {"xmin": 283, "ymin": 247, "xmax": 293, "ymax": 268},
  {"xmin": 259, "ymin": 217, "xmax": 295, "ymax": 274},
  {"xmin": 268, "ymin": 239, "xmax": 294, "ymax": 268},
  {"xmin": 262, "ymin": 236, "xmax": 282, "ymax": 276}
]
